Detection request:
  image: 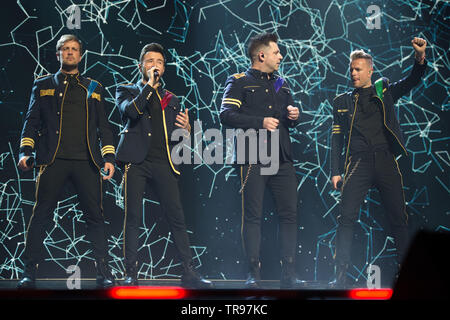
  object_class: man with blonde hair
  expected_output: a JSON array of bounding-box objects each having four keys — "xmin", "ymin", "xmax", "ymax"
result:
[
  {"xmin": 17, "ymin": 34, "xmax": 116, "ymax": 289},
  {"xmin": 330, "ymin": 37, "xmax": 428, "ymax": 288}
]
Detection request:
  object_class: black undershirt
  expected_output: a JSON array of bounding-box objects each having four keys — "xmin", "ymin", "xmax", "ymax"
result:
[
  {"xmin": 350, "ymin": 86, "xmax": 390, "ymax": 154},
  {"xmin": 56, "ymin": 74, "xmax": 90, "ymax": 160},
  {"xmin": 146, "ymin": 90, "xmax": 168, "ymax": 163}
]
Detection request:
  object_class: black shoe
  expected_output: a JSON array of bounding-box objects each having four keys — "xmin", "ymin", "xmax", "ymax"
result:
[
  {"xmin": 123, "ymin": 264, "xmax": 138, "ymax": 286},
  {"xmin": 280, "ymin": 257, "xmax": 304, "ymax": 289},
  {"xmin": 17, "ymin": 277, "xmax": 36, "ymax": 289},
  {"xmin": 392, "ymin": 262, "xmax": 402, "ymax": 286},
  {"xmin": 95, "ymin": 259, "xmax": 115, "ymax": 289},
  {"xmin": 181, "ymin": 261, "xmax": 214, "ymax": 289},
  {"xmin": 328, "ymin": 263, "xmax": 349, "ymax": 289},
  {"xmin": 17, "ymin": 262, "xmax": 38, "ymax": 289},
  {"xmin": 245, "ymin": 259, "xmax": 261, "ymax": 289},
  {"xmin": 245, "ymin": 275, "xmax": 260, "ymax": 289}
]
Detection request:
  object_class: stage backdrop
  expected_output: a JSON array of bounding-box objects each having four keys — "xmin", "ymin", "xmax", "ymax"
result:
[{"xmin": 0, "ymin": 0, "xmax": 448, "ymax": 287}]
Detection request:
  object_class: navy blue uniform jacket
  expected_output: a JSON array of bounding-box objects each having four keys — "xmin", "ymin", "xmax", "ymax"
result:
[
  {"xmin": 115, "ymin": 81, "xmax": 185, "ymax": 175},
  {"xmin": 331, "ymin": 60, "xmax": 428, "ymax": 177},
  {"xmin": 220, "ymin": 68, "xmax": 299, "ymax": 164},
  {"xmin": 19, "ymin": 70, "xmax": 116, "ymax": 168}
]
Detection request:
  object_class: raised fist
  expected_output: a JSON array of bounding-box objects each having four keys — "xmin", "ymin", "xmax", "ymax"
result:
[{"xmin": 411, "ymin": 37, "xmax": 427, "ymax": 59}]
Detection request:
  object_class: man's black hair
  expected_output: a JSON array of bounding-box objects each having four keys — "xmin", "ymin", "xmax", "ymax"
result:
[
  {"xmin": 139, "ymin": 43, "xmax": 166, "ymax": 63},
  {"xmin": 247, "ymin": 33, "xmax": 278, "ymax": 63}
]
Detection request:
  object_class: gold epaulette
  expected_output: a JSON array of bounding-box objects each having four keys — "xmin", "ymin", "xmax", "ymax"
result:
[
  {"xmin": 233, "ymin": 73, "xmax": 245, "ymax": 79},
  {"xmin": 35, "ymin": 74, "xmax": 51, "ymax": 80},
  {"xmin": 333, "ymin": 92, "xmax": 347, "ymax": 101}
]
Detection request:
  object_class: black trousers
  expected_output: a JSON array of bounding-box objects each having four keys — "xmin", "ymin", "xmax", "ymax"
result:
[
  {"xmin": 336, "ymin": 150, "xmax": 409, "ymax": 265},
  {"xmin": 240, "ymin": 162, "xmax": 298, "ymax": 262},
  {"xmin": 23, "ymin": 159, "xmax": 108, "ymax": 265},
  {"xmin": 123, "ymin": 159, "xmax": 192, "ymax": 269}
]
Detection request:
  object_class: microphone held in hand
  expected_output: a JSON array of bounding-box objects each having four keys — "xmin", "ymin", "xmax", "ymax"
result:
[
  {"xmin": 154, "ymin": 70, "xmax": 159, "ymax": 78},
  {"xmin": 26, "ymin": 156, "xmax": 35, "ymax": 167},
  {"xmin": 336, "ymin": 180, "xmax": 343, "ymax": 189},
  {"xmin": 273, "ymin": 108, "xmax": 281, "ymax": 120},
  {"xmin": 101, "ymin": 167, "xmax": 110, "ymax": 177}
]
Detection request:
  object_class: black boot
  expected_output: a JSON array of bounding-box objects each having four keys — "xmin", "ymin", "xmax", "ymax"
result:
[
  {"xmin": 280, "ymin": 257, "xmax": 304, "ymax": 289},
  {"xmin": 123, "ymin": 262, "xmax": 138, "ymax": 286},
  {"xmin": 181, "ymin": 261, "xmax": 214, "ymax": 289},
  {"xmin": 17, "ymin": 261, "xmax": 38, "ymax": 289},
  {"xmin": 245, "ymin": 258, "xmax": 261, "ymax": 289},
  {"xmin": 329, "ymin": 262, "xmax": 349, "ymax": 289},
  {"xmin": 95, "ymin": 259, "xmax": 115, "ymax": 289},
  {"xmin": 393, "ymin": 262, "xmax": 402, "ymax": 286}
]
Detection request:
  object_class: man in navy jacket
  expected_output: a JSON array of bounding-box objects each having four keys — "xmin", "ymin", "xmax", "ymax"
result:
[
  {"xmin": 330, "ymin": 37, "xmax": 428, "ymax": 288},
  {"xmin": 17, "ymin": 34, "xmax": 116, "ymax": 288},
  {"xmin": 220, "ymin": 33, "xmax": 302, "ymax": 289},
  {"xmin": 115, "ymin": 43, "xmax": 212, "ymax": 288}
]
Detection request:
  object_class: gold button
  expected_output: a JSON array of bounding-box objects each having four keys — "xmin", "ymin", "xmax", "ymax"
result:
[
  {"xmin": 125, "ymin": 129, "xmax": 128, "ymax": 133},
  {"xmin": 265, "ymin": 89, "xmax": 269, "ymax": 93},
  {"xmin": 59, "ymin": 93, "xmax": 63, "ymax": 97},
  {"xmin": 148, "ymin": 133, "xmax": 152, "ymax": 136},
  {"xmin": 148, "ymin": 115, "xmax": 152, "ymax": 119},
  {"xmin": 56, "ymin": 130, "xmax": 59, "ymax": 134},
  {"xmin": 64, "ymin": 81, "xmax": 67, "ymax": 84},
  {"xmin": 268, "ymin": 105, "xmax": 272, "ymax": 109},
  {"xmin": 252, "ymin": 89, "xmax": 255, "ymax": 92}
]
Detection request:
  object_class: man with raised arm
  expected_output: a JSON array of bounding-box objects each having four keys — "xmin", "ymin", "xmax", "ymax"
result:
[{"xmin": 330, "ymin": 37, "xmax": 428, "ymax": 288}]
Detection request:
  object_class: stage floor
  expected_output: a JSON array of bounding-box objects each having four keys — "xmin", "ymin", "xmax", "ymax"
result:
[
  {"xmin": 0, "ymin": 279, "xmax": 395, "ymax": 301},
  {"xmin": 0, "ymin": 278, "xmax": 332, "ymax": 290}
]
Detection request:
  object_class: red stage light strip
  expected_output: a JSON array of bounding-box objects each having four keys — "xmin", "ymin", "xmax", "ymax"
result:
[
  {"xmin": 109, "ymin": 286, "xmax": 187, "ymax": 300},
  {"xmin": 348, "ymin": 288, "xmax": 393, "ymax": 300}
]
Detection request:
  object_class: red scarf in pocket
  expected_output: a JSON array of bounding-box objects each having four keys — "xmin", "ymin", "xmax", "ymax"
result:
[{"xmin": 160, "ymin": 91, "xmax": 173, "ymax": 110}]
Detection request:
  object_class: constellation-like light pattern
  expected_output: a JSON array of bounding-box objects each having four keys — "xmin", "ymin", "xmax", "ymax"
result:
[
  {"xmin": 0, "ymin": 0, "xmax": 206, "ymax": 281},
  {"xmin": 0, "ymin": 0, "xmax": 448, "ymax": 286}
]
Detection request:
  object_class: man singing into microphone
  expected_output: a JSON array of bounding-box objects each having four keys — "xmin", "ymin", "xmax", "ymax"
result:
[
  {"xmin": 17, "ymin": 34, "xmax": 116, "ymax": 288},
  {"xmin": 330, "ymin": 37, "xmax": 428, "ymax": 288},
  {"xmin": 115, "ymin": 43, "xmax": 212, "ymax": 288},
  {"xmin": 220, "ymin": 33, "xmax": 302, "ymax": 289}
]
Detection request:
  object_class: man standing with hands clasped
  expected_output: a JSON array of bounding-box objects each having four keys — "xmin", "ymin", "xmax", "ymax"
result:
[
  {"xmin": 115, "ymin": 43, "xmax": 213, "ymax": 288},
  {"xmin": 330, "ymin": 37, "xmax": 428, "ymax": 288},
  {"xmin": 220, "ymin": 33, "xmax": 302, "ymax": 289}
]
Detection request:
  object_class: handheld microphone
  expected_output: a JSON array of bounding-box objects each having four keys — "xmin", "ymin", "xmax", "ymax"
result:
[
  {"xmin": 336, "ymin": 180, "xmax": 343, "ymax": 189},
  {"xmin": 154, "ymin": 70, "xmax": 159, "ymax": 78},
  {"xmin": 26, "ymin": 156, "xmax": 35, "ymax": 167},
  {"xmin": 273, "ymin": 109, "xmax": 281, "ymax": 119},
  {"xmin": 101, "ymin": 167, "xmax": 110, "ymax": 177}
]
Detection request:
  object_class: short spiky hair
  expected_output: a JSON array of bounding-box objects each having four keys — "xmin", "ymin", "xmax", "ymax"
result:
[
  {"xmin": 248, "ymin": 32, "xmax": 278, "ymax": 63},
  {"xmin": 139, "ymin": 43, "xmax": 166, "ymax": 64},
  {"xmin": 56, "ymin": 34, "xmax": 83, "ymax": 53},
  {"xmin": 350, "ymin": 49, "xmax": 373, "ymax": 68}
]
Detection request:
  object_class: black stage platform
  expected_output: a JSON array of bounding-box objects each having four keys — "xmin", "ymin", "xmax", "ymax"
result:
[
  {"xmin": 0, "ymin": 279, "xmax": 392, "ymax": 300},
  {"xmin": 1, "ymin": 279, "xmax": 441, "ymax": 318}
]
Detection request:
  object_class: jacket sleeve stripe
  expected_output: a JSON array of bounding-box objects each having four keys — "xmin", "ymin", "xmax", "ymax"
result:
[
  {"xmin": 101, "ymin": 145, "xmax": 116, "ymax": 156},
  {"xmin": 223, "ymin": 98, "xmax": 242, "ymax": 104},
  {"xmin": 222, "ymin": 100, "xmax": 241, "ymax": 108},
  {"xmin": 20, "ymin": 138, "xmax": 35, "ymax": 148}
]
